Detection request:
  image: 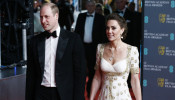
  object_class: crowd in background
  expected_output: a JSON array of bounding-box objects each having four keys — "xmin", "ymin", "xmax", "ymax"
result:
[{"xmin": 33, "ymin": 0, "xmax": 141, "ymax": 33}]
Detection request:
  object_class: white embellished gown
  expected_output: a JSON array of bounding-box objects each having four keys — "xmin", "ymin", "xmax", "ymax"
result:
[{"xmin": 95, "ymin": 44, "xmax": 139, "ymax": 100}]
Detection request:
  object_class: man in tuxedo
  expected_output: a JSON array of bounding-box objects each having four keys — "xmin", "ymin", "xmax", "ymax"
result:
[
  {"xmin": 74, "ymin": 0, "xmax": 107, "ymax": 98},
  {"xmin": 114, "ymin": 0, "xmax": 141, "ymax": 49},
  {"xmin": 26, "ymin": 3, "xmax": 86, "ymax": 100}
]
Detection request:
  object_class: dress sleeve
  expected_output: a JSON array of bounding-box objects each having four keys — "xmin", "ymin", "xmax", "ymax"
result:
[
  {"xmin": 130, "ymin": 46, "xmax": 140, "ymax": 74},
  {"xmin": 94, "ymin": 44, "xmax": 101, "ymax": 70}
]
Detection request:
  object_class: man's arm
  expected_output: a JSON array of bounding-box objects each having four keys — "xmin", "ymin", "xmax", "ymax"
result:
[
  {"xmin": 74, "ymin": 14, "xmax": 82, "ymax": 33},
  {"xmin": 26, "ymin": 38, "xmax": 36, "ymax": 100},
  {"xmin": 72, "ymin": 34, "xmax": 86, "ymax": 100}
]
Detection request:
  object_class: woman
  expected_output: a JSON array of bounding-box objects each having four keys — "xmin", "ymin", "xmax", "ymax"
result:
[{"xmin": 90, "ymin": 13, "xmax": 142, "ymax": 100}]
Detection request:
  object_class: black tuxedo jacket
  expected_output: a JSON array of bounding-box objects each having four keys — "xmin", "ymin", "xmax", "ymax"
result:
[
  {"xmin": 26, "ymin": 29, "xmax": 86, "ymax": 100},
  {"xmin": 115, "ymin": 8, "xmax": 141, "ymax": 48},
  {"xmin": 74, "ymin": 12, "xmax": 108, "ymax": 69},
  {"xmin": 74, "ymin": 12, "xmax": 108, "ymax": 46}
]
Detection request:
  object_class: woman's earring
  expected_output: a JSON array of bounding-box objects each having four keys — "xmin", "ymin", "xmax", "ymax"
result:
[{"xmin": 120, "ymin": 34, "xmax": 123, "ymax": 39}]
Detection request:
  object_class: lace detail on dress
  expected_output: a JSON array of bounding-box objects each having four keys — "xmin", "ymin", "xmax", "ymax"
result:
[
  {"xmin": 100, "ymin": 44, "xmax": 131, "ymax": 76},
  {"xmin": 129, "ymin": 46, "xmax": 140, "ymax": 74},
  {"xmin": 94, "ymin": 44, "xmax": 105, "ymax": 70}
]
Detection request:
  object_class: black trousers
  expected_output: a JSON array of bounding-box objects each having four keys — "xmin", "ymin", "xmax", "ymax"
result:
[{"xmin": 36, "ymin": 85, "xmax": 60, "ymax": 100}]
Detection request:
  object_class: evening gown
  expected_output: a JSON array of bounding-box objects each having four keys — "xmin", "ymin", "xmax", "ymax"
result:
[{"xmin": 95, "ymin": 43, "xmax": 139, "ymax": 100}]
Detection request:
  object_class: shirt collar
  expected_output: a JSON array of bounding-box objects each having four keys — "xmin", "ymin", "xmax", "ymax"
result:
[
  {"xmin": 122, "ymin": 7, "xmax": 126, "ymax": 14},
  {"xmin": 87, "ymin": 12, "xmax": 95, "ymax": 16},
  {"xmin": 55, "ymin": 25, "xmax": 60, "ymax": 37}
]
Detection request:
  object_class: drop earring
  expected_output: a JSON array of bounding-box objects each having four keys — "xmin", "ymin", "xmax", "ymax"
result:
[{"xmin": 120, "ymin": 34, "xmax": 123, "ymax": 39}]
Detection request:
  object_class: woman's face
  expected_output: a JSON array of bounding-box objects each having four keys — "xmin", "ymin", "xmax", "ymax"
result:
[{"xmin": 106, "ymin": 20, "xmax": 124, "ymax": 41}]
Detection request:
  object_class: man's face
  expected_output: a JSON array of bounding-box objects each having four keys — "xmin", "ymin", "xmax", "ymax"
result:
[
  {"xmin": 95, "ymin": 6, "xmax": 103, "ymax": 15},
  {"xmin": 104, "ymin": 0, "xmax": 108, "ymax": 4},
  {"xmin": 86, "ymin": 2, "xmax": 96, "ymax": 14},
  {"xmin": 116, "ymin": 0, "xmax": 126, "ymax": 10},
  {"xmin": 40, "ymin": 5, "xmax": 58, "ymax": 33}
]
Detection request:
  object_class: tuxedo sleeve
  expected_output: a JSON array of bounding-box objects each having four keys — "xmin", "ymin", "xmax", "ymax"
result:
[
  {"xmin": 72, "ymin": 34, "xmax": 86, "ymax": 100},
  {"xmin": 74, "ymin": 14, "xmax": 83, "ymax": 34},
  {"xmin": 74, "ymin": 14, "xmax": 80, "ymax": 33},
  {"xmin": 26, "ymin": 37, "xmax": 36, "ymax": 100}
]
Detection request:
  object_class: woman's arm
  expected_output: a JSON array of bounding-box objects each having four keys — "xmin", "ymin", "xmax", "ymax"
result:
[
  {"xmin": 130, "ymin": 46, "xmax": 142, "ymax": 100},
  {"xmin": 131, "ymin": 73, "xmax": 142, "ymax": 100},
  {"xmin": 90, "ymin": 67, "xmax": 101, "ymax": 100}
]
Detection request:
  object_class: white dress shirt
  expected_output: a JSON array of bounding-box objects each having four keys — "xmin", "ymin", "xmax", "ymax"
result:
[
  {"xmin": 118, "ymin": 7, "xmax": 126, "ymax": 17},
  {"xmin": 84, "ymin": 12, "xmax": 95, "ymax": 43},
  {"xmin": 41, "ymin": 26, "xmax": 60, "ymax": 87}
]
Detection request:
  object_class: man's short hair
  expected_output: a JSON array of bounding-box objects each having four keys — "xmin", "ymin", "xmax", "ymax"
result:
[{"xmin": 41, "ymin": 3, "xmax": 59, "ymax": 15}]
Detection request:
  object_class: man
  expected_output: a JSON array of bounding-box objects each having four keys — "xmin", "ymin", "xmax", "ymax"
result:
[
  {"xmin": 95, "ymin": 3, "xmax": 103, "ymax": 15},
  {"xmin": 128, "ymin": 2, "xmax": 136, "ymax": 12},
  {"xmin": 114, "ymin": 0, "xmax": 141, "ymax": 48},
  {"xmin": 26, "ymin": 3, "xmax": 86, "ymax": 100},
  {"xmin": 55, "ymin": 0, "xmax": 74, "ymax": 31},
  {"xmin": 74, "ymin": 0, "xmax": 108, "ymax": 98}
]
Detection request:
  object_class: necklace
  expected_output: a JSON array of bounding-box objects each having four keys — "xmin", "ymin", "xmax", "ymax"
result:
[
  {"xmin": 109, "ymin": 47, "xmax": 114, "ymax": 61},
  {"xmin": 108, "ymin": 43, "xmax": 122, "ymax": 61}
]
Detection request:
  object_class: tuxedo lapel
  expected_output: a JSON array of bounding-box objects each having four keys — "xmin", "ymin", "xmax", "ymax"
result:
[
  {"xmin": 37, "ymin": 33, "xmax": 46, "ymax": 71},
  {"xmin": 92, "ymin": 13, "xmax": 96, "ymax": 31},
  {"xmin": 82, "ymin": 13, "xmax": 86, "ymax": 26},
  {"xmin": 92, "ymin": 13, "xmax": 98, "ymax": 40},
  {"xmin": 56, "ymin": 29, "xmax": 69, "ymax": 62},
  {"xmin": 81, "ymin": 13, "xmax": 86, "ymax": 37}
]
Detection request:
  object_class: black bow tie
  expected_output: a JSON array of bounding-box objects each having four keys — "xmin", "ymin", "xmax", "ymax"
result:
[
  {"xmin": 116, "ymin": 10, "xmax": 123, "ymax": 14},
  {"xmin": 86, "ymin": 14, "xmax": 93, "ymax": 17},
  {"xmin": 45, "ymin": 31, "xmax": 57, "ymax": 38}
]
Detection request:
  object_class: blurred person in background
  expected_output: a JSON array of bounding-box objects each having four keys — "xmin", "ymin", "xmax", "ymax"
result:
[
  {"xmin": 95, "ymin": 3, "xmax": 104, "ymax": 15},
  {"xmin": 128, "ymin": 2, "xmax": 135, "ymax": 12},
  {"xmin": 54, "ymin": 0, "xmax": 74, "ymax": 31},
  {"xmin": 103, "ymin": 0, "xmax": 113, "ymax": 14},
  {"xmin": 34, "ymin": 0, "xmax": 44, "ymax": 34},
  {"xmin": 74, "ymin": 0, "xmax": 108, "ymax": 98},
  {"xmin": 114, "ymin": 0, "xmax": 141, "ymax": 53}
]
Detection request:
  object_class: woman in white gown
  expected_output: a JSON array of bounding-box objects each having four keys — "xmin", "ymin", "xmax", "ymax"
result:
[{"xmin": 90, "ymin": 13, "xmax": 142, "ymax": 100}]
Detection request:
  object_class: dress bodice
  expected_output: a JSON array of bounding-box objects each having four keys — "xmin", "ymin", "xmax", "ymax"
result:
[
  {"xmin": 101, "ymin": 58, "xmax": 128, "ymax": 74},
  {"xmin": 95, "ymin": 43, "xmax": 140, "ymax": 100}
]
